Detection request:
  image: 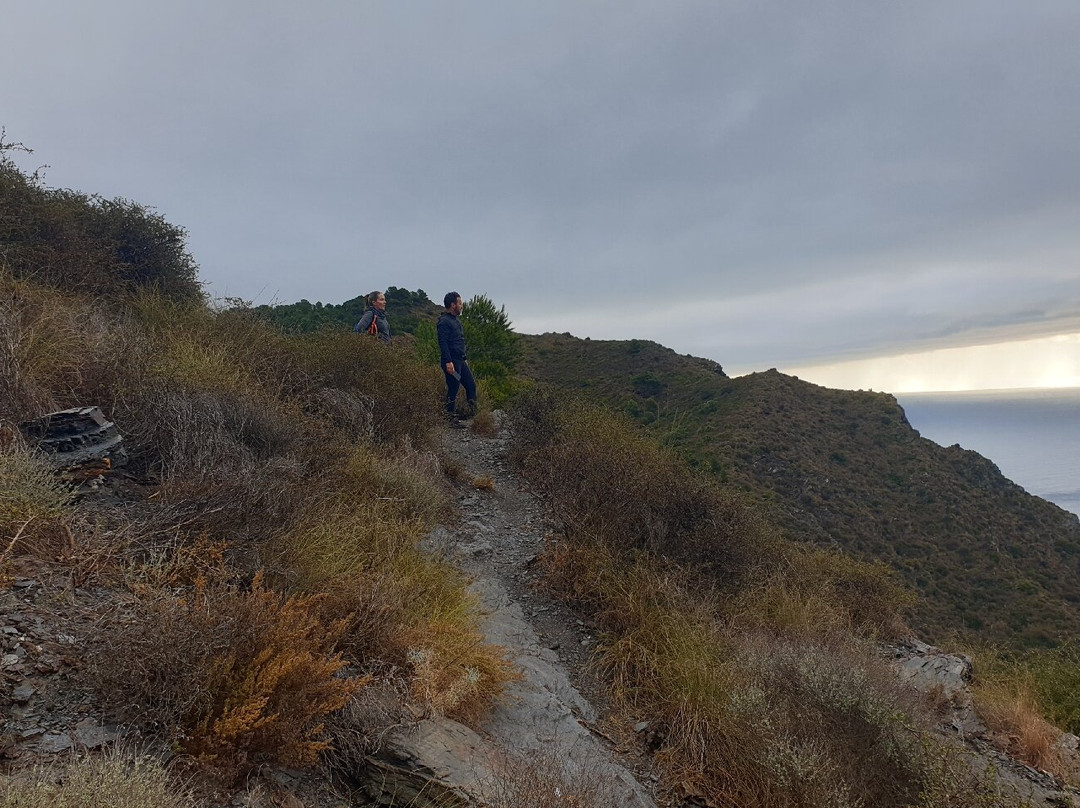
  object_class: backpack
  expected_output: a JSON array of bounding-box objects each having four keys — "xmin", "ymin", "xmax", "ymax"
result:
[{"xmin": 354, "ymin": 311, "xmax": 380, "ymax": 336}]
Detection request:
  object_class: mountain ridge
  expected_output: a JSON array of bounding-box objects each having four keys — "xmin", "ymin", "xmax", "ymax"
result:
[{"xmin": 517, "ymin": 331, "xmax": 1080, "ymax": 649}]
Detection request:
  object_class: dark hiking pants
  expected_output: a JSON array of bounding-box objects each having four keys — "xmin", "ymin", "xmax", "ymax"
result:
[{"xmin": 444, "ymin": 360, "xmax": 477, "ymax": 417}]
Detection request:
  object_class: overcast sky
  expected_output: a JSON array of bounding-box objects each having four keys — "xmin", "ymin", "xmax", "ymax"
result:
[{"xmin": 3, "ymin": 1, "xmax": 1079, "ymax": 390}]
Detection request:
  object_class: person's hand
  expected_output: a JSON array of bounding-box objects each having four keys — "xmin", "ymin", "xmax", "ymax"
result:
[{"xmin": 445, "ymin": 362, "xmax": 455, "ymax": 375}]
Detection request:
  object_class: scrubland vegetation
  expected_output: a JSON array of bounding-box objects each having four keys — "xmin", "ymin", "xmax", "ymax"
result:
[
  {"xmin": 508, "ymin": 388, "xmax": 1045, "ymax": 806},
  {"xmin": 3, "ymin": 137, "xmax": 1075, "ymax": 805},
  {"xmin": 519, "ymin": 332, "xmax": 1080, "ymax": 650},
  {"xmin": 0, "ymin": 140, "xmax": 514, "ymax": 796}
]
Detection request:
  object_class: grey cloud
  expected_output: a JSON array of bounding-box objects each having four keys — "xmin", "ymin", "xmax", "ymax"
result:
[{"xmin": 2, "ymin": 0, "xmax": 1078, "ymax": 371}]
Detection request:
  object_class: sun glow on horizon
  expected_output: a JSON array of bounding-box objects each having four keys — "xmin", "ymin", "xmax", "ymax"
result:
[{"xmin": 782, "ymin": 333, "xmax": 1080, "ymax": 393}]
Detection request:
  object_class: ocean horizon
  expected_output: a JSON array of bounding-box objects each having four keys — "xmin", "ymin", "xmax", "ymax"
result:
[{"xmin": 896, "ymin": 387, "xmax": 1080, "ymax": 518}]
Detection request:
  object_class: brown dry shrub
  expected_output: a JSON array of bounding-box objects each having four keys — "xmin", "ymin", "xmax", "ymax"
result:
[
  {"xmin": 539, "ymin": 535, "xmax": 985, "ymax": 807},
  {"xmin": 283, "ymin": 328, "xmax": 443, "ymax": 447},
  {"xmin": 87, "ymin": 573, "xmax": 360, "ymax": 780},
  {"xmin": 472, "ymin": 475, "xmax": 495, "ymax": 491},
  {"xmin": 914, "ymin": 737, "xmax": 1039, "ymax": 808},
  {"xmin": 324, "ymin": 679, "xmax": 409, "ymax": 772},
  {"xmin": 96, "ymin": 297, "xmax": 444, "ymax": 546},
  {"xmin": 512, "ymin": 392, "xmax": 912, "ymax": 638}
]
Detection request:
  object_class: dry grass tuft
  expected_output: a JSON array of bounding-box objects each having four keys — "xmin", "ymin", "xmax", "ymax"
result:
[
  {"xmin": 0, "ymin": 436, "xmax": 75, "ymax": 560},
  {"xmin": 275, "ymin": 502, "xmax": 518, "ymax": 724},
  {"xmin": 0, "ymin": 274, "xmax": 102, "ymax": 423},
  {"xmin": 470, "ymin": 408, "xmax": 498, "ymax": 437},
  {"xmin": 472, "ymin": 475, "xmax": 495, "ymax": 491},
  {"xmin": 977, "ymin": 685, "xmax": 1065, "ymax": 775},
  {"xmin": 0, "ymin": 749, "xmax": 196, "ymax": 808},
  {"xmin": 479, "ymin": 741, "xmax": 622, "ymax": 808}
]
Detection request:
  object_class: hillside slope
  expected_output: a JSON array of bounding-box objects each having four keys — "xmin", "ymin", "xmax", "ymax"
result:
[{"xmin": 519, "ymin": 332, "xmax": 1080, "ymax": 648}]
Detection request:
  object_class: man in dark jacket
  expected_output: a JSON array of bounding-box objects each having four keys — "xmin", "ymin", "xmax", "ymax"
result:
[
  {"xmin": 437, "ymin": 291, "xmax": 476, "ymax": 421},
  {"xmin": 353, "ymin": 290, "xmax": 392, "ymax": 343}
]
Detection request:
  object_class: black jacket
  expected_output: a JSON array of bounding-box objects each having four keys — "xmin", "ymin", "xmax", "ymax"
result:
[{"xmin": 437, "ymin": 312, "xmax": 467, "ymax": 366}]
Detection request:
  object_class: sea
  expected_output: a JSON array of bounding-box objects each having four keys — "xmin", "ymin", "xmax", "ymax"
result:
[{"xmin": 896, "ymin": 388, "xmax": 1080, "ymax": 518}]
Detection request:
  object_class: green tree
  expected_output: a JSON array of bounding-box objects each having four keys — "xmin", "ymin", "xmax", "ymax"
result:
[
  {"xmin": 413, "ymin": 319, "xmax": 440, "ymax": 366},
  {"xmin": 460, "ymin": 294, "xmax": 520, "ymax": 404}
]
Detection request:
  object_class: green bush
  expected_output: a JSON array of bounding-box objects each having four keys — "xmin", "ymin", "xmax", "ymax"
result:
[{"xmin": 1, "ymin": 140, "xmax": 201, "ymax": 302}]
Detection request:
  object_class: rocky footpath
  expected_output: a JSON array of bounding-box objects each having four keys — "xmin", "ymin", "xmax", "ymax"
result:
[{"xmin": 355, "ymin": 419, "xmax": 659, "ymax": 806}]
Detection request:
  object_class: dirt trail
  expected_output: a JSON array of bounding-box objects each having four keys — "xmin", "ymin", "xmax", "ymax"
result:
[{"xmin": 419, "ymin": 417, "xmax": 662, "ymax": 806}]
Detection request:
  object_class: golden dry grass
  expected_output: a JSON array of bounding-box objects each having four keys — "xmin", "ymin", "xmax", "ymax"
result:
[
  {"xmin": 977, "ymin": 685, "xmax": 1066, "ymax": 775},
  {"xmin": 472, "ymin": 474, "xmax": 495, "ymax": 491},
  {"xmin": 0, "ymin": 749, "xmax": 196, "ymax": 808},
  {"xmin": 470, "ymin": 408, "xmax": 498, "ymax": 437},
  {"xmin": 0, "ymin": 437, "xmax": 75, "ymax": 560},
  {"xmin": 276, "ymin": 501, "xmax": 517, "ymax": 724}
]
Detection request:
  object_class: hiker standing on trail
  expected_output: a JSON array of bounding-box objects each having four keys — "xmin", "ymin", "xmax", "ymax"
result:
[
  {"xmin": 438, "ymin": 291, "xmax": 476, "ymax": 422},
  {"xmin": 353, "ymin": 290, "xmax": 392, "ymax": 343}
]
